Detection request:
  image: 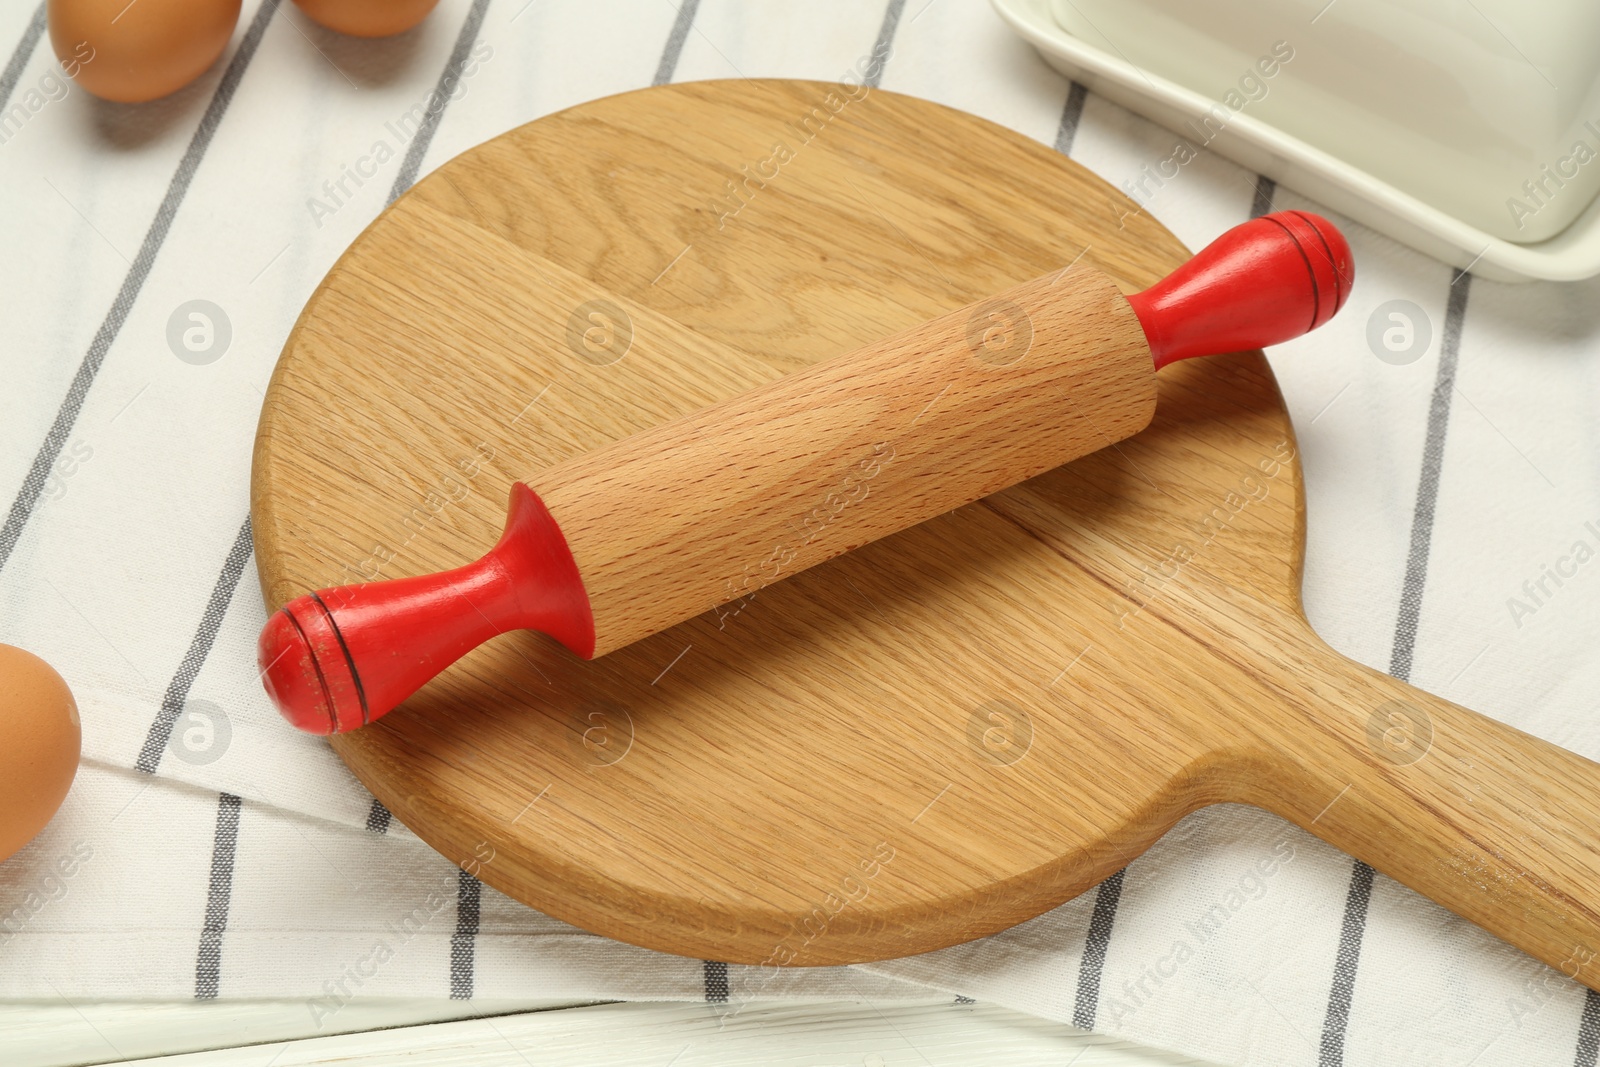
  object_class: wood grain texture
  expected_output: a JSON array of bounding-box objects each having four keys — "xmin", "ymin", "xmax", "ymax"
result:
[
  {"xmin": 532, "ymin": 265, "xmax": 1155, "ymax": 654},
  {"xmin": 253, "ymin": 80, "xmax": 1600, "ymax": 983}
]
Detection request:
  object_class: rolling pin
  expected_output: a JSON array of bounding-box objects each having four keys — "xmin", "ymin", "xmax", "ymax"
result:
[{"xmin": 261, "ymin": 210, "xmax": 1352, "ymax": 734}]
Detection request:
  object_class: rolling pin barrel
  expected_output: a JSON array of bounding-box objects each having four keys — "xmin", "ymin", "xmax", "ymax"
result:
[{"xmin": 261, "ymin": 211, "xmax": 1352, "ymax": 733}]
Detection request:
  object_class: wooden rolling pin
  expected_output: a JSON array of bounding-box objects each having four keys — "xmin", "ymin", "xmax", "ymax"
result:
[{"xmin": 261, "ymin": 211, "xmax": 1352, "ymax": 733}]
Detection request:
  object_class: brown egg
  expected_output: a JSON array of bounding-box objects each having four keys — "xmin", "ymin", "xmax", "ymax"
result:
[
  {"xmin": 0, "ymin": 645, "xmax": 81, "ymax": 864},
  {"xmin": 49, "ymin": 0, "xmax": 241, "ymax": 104},
  {"xmin": 292, "ymin": 0, "xmax": 439, "ymax": 37}
]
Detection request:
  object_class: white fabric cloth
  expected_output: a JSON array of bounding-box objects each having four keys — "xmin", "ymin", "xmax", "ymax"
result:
[{"xmin": 1, "ymin": 0, "xmax": 1597, "ymax": 1064}]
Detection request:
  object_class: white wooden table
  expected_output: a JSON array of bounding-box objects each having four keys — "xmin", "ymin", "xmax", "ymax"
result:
[{"xmin": 1, "ymin": 999, "xmax": 1210, "ymax": 1066}]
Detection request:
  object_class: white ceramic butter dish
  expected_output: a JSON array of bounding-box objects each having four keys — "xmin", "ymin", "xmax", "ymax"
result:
[{"xmin": 993, "ymin": 0, "xmax": 1600, "ymax": 281}]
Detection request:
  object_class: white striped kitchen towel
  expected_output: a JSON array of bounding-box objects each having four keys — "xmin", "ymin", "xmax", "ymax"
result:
[{"xmin": 1, "ymin": 1, "xmax": 1597, "ymax": 1065}]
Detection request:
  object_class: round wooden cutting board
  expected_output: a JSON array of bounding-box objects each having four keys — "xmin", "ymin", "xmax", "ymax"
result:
[{"xmin": 255, "ymin": 80, "xmax": 1600, "ymax": 978}]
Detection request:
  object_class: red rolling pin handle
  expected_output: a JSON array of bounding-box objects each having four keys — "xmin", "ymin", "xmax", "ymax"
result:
[
  {"xmin": 1129, "ymin": 210, "xmax": 1351, "ymax": 369},
  {"xmin": 260, "ymin": 211, "xmax": 1352, "ymax": 734},
  {"xmin": 260, "ymin": 484, "xmax": 593, "ymax": 734}
]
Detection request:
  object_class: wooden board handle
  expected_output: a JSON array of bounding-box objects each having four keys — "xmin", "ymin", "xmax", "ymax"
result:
[
  {"xmin": 260, "ymin": 213, "xmax": 1353, "ymax": 734},
  {"xmin": 1239, "ymin": 645, "xmax": 1600, "ymax": 990}
]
